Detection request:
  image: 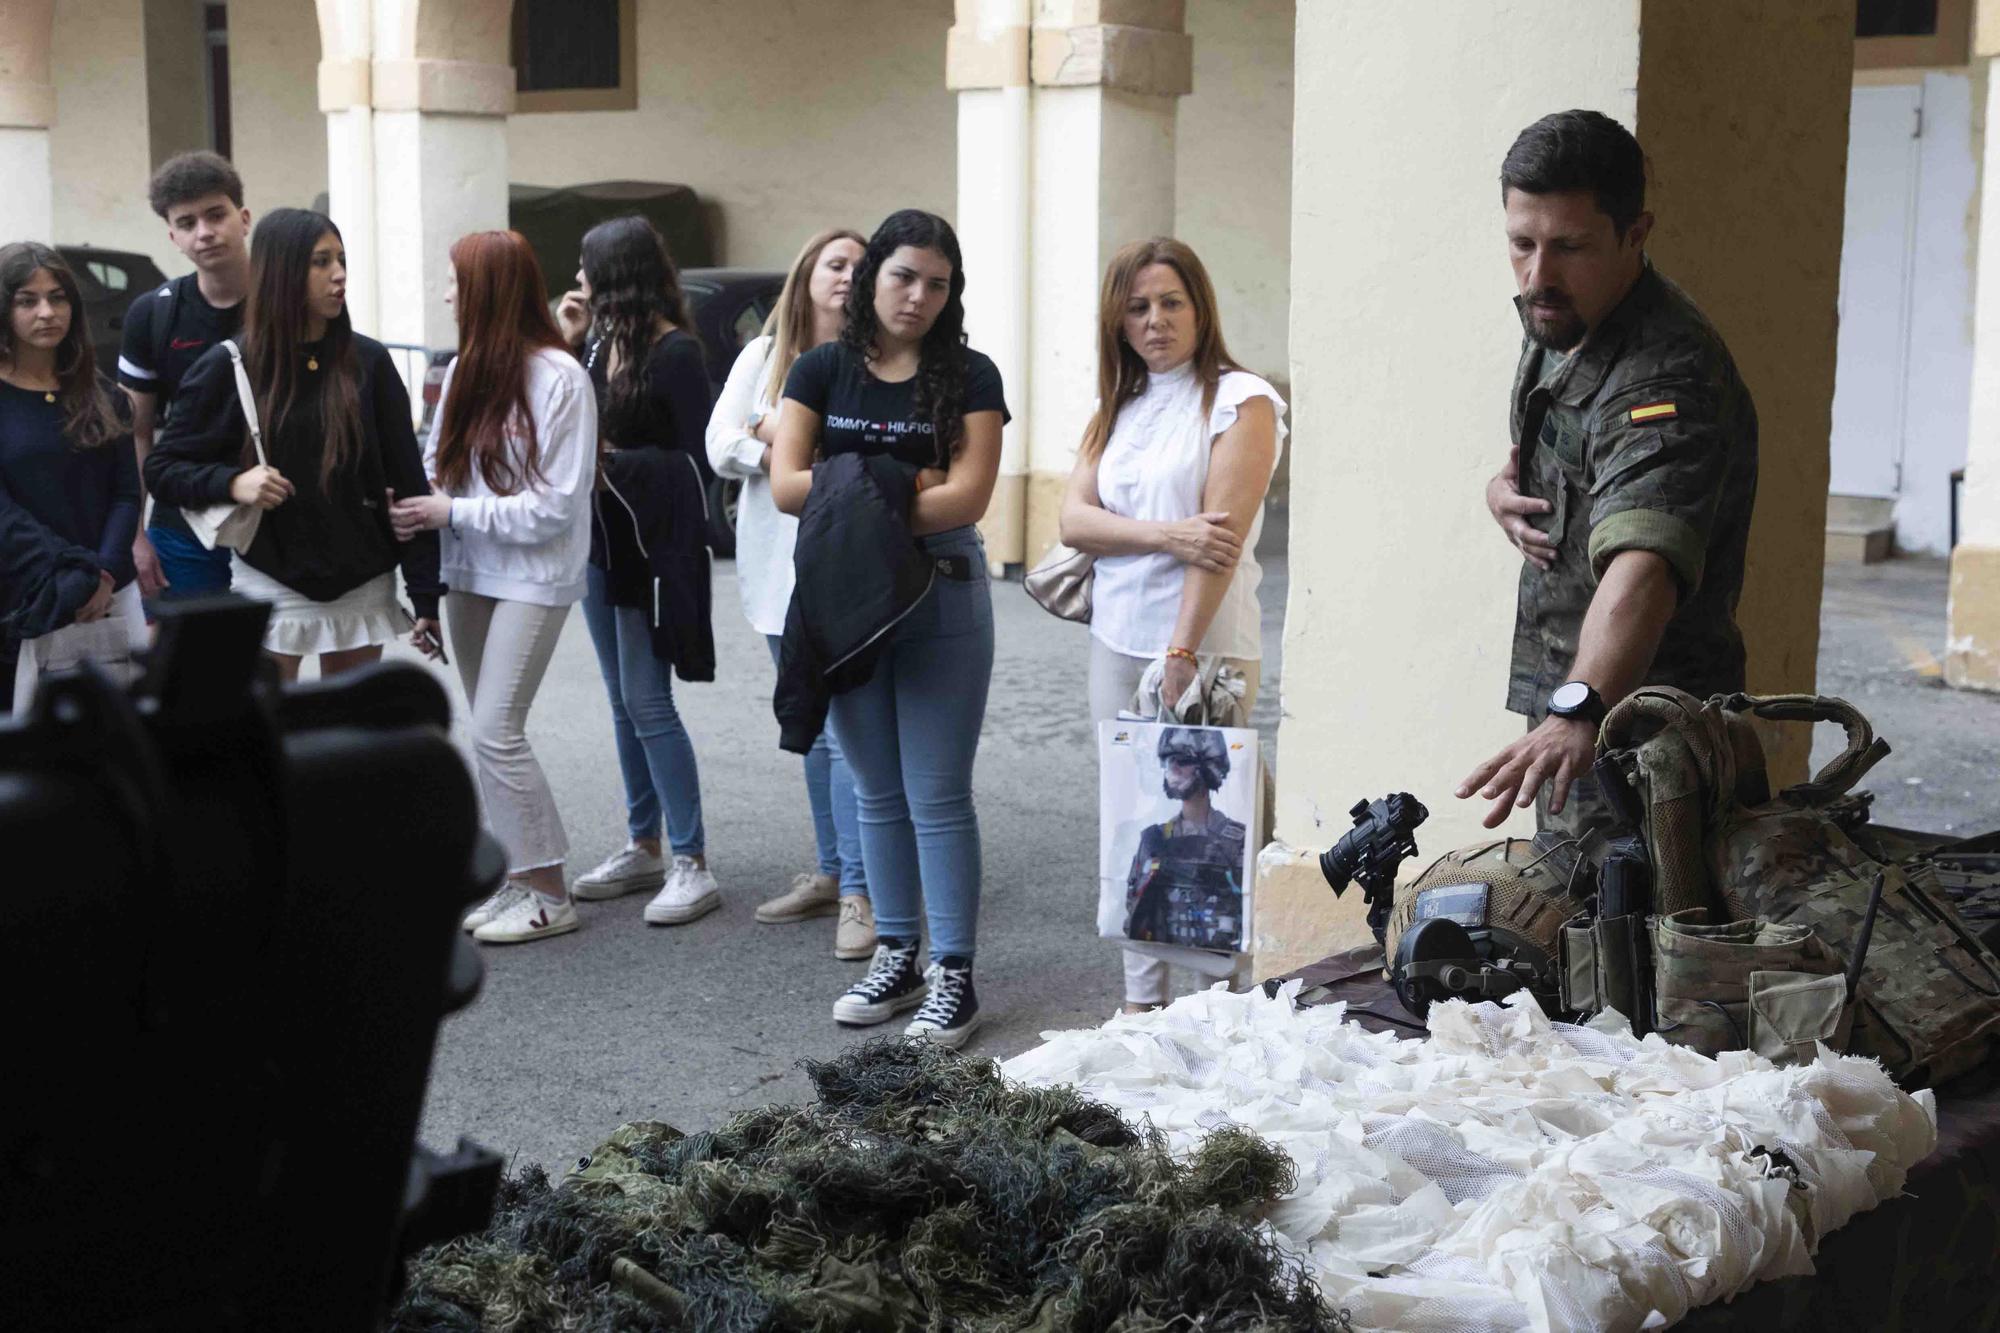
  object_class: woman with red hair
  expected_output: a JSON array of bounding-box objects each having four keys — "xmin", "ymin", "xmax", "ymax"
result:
[{"xmin": 391, "ymin": 230, "xmax": 598, "ymax": 945}]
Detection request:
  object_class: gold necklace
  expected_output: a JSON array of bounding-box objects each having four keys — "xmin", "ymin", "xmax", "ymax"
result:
[
  {"xmin": 306, "ymin": 355, "xmax": 319, "ymax": 371},
  {"xmin": 43, "ymin": 391, "xmax": 55, "ymax": 403}
]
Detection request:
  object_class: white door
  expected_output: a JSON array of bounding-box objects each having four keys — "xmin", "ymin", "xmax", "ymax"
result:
[{"xmin": 1829, "ymin": 84, "xmax": 1924, "ymax": 499}]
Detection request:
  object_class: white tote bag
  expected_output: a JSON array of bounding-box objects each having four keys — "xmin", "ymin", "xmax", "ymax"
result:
[
  {"xmin": 1098, "ymin": 718, "xmax": 1260, "ymax": 962},
  {"xmin": 185, "ymin": 339, "xmax": 267, "ymax": 553}
]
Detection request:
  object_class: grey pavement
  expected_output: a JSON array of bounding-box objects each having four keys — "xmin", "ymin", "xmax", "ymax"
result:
[
  {"xmin": 410, "ymin": 515, "xmax": 1289, "ymax": 1175},
  {"xmin": 408, "ymin": 515, "xmax": 1999, "ymax": 1174},
  {"xmin": 1811, "ymin": 555, "xmax": 2000, "ymax": 836}
]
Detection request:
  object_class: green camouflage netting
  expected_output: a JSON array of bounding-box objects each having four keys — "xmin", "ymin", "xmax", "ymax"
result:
[{"xmin": 391, "ymin": 1038, "xmax": 1348, "ymax": 1333}]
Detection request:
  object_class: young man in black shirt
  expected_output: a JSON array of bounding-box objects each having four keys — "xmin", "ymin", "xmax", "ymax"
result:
[{"xmin": 118, "ymin": 151, "xmax": 251, "ymax": 605}]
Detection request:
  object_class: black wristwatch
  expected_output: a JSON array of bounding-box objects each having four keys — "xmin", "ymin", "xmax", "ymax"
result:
[{"xmin": 1548, "ymin": 680, "xmax": 1607, "ymax": 726}]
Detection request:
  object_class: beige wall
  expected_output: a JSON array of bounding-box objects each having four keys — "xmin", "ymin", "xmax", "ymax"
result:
[
  {"xmin": 507, "ymin": 0, "xmax": 958, "ymax": 269},
  {"xmin": 229, "ymin": 0, "xmax": 328, "ymax": 221},
  {"xmin": 1637, "ymin": 0, "xmax": 1852, "ymax": 777},
  {"xmin": 1175, "ymin": 0, "xmax": 1292, "ymax": 387},
  {"xmin": 144, "ymin": 0, "xmax": 208, "ymax": 169},
  {"xmin": 1259, "ymin": 0, "xmax": 1851, "ymax": 978},
  {"xmin": 50, "ymin": 0, "xmax": 162, "ymax": 260}
]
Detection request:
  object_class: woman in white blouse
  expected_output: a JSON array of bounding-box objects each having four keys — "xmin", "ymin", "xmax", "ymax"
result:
[
  {"xmin": 1058, "ymin": 236, "xmax": 1286, "ymax": 1013},
  {"xmin": 705, "ymin": 227, "xmax": 877, "ymax": 958}
]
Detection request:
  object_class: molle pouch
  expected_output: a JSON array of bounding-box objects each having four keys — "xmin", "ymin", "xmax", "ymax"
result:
[
  {"xmin": 1593, "ymin": 914, "xmax": 1653, "ymax": 1035},
  {"xmin": 1747, "ymin": 971, "xmax": 1855, "ymax": 1067},
  {"xmin": 1559, "ymin": 915, "xmax": 1655, "ymax": 1033},
  {"xmin": 1650, "ymin": 911, "xmax": 1842, "ymax": 1057},
  {"xmin": 1560, "ymin": 921, "xmax": 1598, "ymax": 1014}
]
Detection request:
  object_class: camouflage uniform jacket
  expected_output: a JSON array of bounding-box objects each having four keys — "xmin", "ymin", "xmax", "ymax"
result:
[{"xmin": 1507, "ymin": 263, "xmax": 1759, "ymax": 720}]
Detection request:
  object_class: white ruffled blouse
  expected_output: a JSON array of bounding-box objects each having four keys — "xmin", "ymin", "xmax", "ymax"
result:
[{"xmin": 1090, "ymin": 364, "xmax": 1288, "ymax": 661}]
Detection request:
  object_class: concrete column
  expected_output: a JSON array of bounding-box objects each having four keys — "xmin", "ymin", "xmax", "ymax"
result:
[
  {"xmin": 0, "ymin": 0, "xmax": 57, "ymax": 241},
  {"xmin": 1023, "ymin": 0, "xmax": 1192, "ymax": 565},
  {"xmin": 312, "ymin": 0, "xmax": 510, "ymax": 349},
  {"xmin": 950, "ymin": 0, "xmax": 1033, "ymax": 570},
  {"xmin": 1254, "ymin": 0, "xmax": 1854, "ymax": 979},
  {"xmin": 319, "ymin": 0, "xmax": 378, "ymax": 333},
  {"xmin": 1947, "ymin": 24, "xmax": 2000, "ymax": 690}
]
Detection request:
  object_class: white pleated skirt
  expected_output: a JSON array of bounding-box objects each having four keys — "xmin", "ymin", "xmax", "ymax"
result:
[{"xmin": 229, "ymin": 555, "xmax": 409, "ymax": 656}]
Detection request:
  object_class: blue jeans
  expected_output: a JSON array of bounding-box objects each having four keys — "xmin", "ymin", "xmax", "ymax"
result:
[
  {"xmin": 767, "ymin": 635, "xmax": 867, "ymax": 897},
  {"xmin": 826, "ymin": 527, "xmax": 993, "ymax": 959},
  {"xmin": 145, "ymin": 522, "xmax": 231, "ymax": 617},
  {"xmin": 580, "ymin": 564, "xmax": 705, "ymax": 856}
]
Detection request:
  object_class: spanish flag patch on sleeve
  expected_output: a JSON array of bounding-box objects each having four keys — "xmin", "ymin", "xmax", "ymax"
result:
[{"xmin": 1628, "ymin": 401, "xmax": 1678, "ymax": 423}]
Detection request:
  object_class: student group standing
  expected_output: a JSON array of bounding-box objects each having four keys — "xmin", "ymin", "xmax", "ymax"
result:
[{"xmin": 2, "ymin": 147, "xmax": 1295, "ymax": 1049}]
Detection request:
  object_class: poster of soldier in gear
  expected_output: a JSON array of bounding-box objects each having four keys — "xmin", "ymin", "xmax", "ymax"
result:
[{"xmin": 1098, "ymin": 721, "xmax": 1260, "ymax": 956}]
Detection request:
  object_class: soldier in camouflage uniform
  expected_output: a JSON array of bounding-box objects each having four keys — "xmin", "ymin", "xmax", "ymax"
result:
[
  {"xmin": 1457, "ymin": 110, "xmax": 1759, "ymax": 841},
  {"xmin": 1125, "ymin": 727, "xmax": 1248, "ymax": 952}
]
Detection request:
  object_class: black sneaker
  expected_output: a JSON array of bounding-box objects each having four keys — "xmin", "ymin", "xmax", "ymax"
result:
[
  {"xmin": 832, "ymin": 938, "xmax": 927, "ymax": 1026},
  {"xmin": 905, "ymin": 959, "xmax": 980, "ymax": 1048}
]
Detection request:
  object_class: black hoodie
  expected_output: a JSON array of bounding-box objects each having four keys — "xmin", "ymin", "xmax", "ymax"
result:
[{"xmin": 144, "ymin": 334, "xmax": 443, "ymax": 618}]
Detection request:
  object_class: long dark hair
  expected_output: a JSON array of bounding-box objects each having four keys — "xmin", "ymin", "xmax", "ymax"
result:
[
  {"xmin": 242, "ymin": 208, "xmax": 360, "ymax": 491},
  {"xmin": 436, "ymin": 231, "xmax": 565, "ymax": 495},
  {"xmin": 0, "ymin": 241, "xmax": 121, "ymax": 449},
  {"xmin": 841, "ymin": 210, "xmax": 969, "ymax": 459},
  {"xmin": 579, "ymin": 215, "xmax": 695, "ymax": 441}
]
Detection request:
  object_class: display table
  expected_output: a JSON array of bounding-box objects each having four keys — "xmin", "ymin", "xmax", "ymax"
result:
[{"xmin": 1274, "ymin": 956, "xmax": 2000, "ymax": 1331}]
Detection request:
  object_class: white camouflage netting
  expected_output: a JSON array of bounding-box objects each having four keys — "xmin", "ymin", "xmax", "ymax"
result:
[{"xmin": 1002, "ymin": 983, "xmax": 1938, "ymax": 1333}]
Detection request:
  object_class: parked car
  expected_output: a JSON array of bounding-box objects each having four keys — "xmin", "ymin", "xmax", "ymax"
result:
[
  {"xmin": 681, "ymin": 267, "xmax": 786, "ymax": 554},
  {"xmin": 56, "ymin": 245, "xmax": 170, "ymax": 377},
  {"xmin": 414, "ymin": 266, "xmax": 784, "ymax": 558}
]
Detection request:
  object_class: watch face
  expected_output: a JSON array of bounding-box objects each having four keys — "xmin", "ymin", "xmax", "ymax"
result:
[{"xmin": 1551, "ymin": 681, "xmax": 1590, "ymax": 713}]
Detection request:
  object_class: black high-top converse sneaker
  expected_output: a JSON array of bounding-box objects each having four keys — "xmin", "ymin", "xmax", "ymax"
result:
[
  {"xmin": 905, "ymin": 957, "xmax": 980, "ymax": 1048},
  {"xmin": 832, "ymin": 937, "xmax": 927, "ymax": 1026}
]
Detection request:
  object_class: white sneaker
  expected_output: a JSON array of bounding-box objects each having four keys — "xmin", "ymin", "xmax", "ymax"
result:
[
  {"xmin": 473, "ymin": 891, "xmax": 578, "ymax": 945},
  {"xmin": 643, "ymin": 855, "xmax": 720, "ymax": 925},
  {"xmin": 573, "ymin": 842, "xmax": 667, "ymax": 901},
  {"xmin": 463, "ymin": 881, "xmax": 528, "ymax": 933}
]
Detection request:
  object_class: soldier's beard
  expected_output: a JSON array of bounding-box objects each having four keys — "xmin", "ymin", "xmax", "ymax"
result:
[
  {"xmin": 1521, "ymin": 293, "xmax": 1586, "ymax": 352},
  {"xmin": 1164, "ymin": 770, "xmax": 1204, "ymax": 800}
]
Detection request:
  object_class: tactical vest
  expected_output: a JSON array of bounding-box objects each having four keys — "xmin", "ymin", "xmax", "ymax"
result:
[{"xmin": 1601, "ymin": 688, "xmax": 2000, "ymax": 1086}]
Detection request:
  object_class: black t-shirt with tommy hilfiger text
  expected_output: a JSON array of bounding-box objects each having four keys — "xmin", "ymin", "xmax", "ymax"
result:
[
  {"xmin": 782, "ymin": 342, "xmax": 1008, "ymax": 469},
  {"xmin": 118, "ymin": 273, "xmax": 245, "ymax": 536}
]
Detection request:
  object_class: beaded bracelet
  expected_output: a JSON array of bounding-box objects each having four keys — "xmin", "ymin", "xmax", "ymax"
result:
[{"xmin": 1165, "ymin": 646, "xmax": 1199, "ymax": 666}]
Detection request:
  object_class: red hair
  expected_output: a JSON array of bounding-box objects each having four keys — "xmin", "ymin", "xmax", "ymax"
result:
[{"xmin": 434, "ymin": 230, "xmax": 567, "ymax": 495}]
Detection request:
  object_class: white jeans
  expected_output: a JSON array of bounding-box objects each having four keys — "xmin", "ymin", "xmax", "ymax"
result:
[
  {"xmin": 446, "ymin": 591, "xmax": 571, "ymax": 875},
  {"xmin": 1087, "ymin": 638, "xmax": 1261, "ymax": 1005}
]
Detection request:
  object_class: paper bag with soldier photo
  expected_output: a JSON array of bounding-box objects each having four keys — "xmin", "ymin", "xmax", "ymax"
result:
[{"xmin": 1098, "ymin": 719, "xmax": 1260, "ymax": 958}]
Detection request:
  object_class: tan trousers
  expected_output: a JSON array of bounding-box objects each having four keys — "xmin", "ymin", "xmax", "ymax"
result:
[{"xmin": 447, "ymin": 591, "xmax": 571, "ymax": 874}]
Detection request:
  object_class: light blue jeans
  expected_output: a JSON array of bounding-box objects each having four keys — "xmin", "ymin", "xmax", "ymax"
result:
[
  {"xmin": 580, "ymin": 564, "xmax": 706, "ymax": 857},
  {"xmin": 767, "ymin": 635, "xmax": 867, "ymax": 897},
  {"xmin": 826, "ymin": 527, "xmax": 993, "ymax": 959}
]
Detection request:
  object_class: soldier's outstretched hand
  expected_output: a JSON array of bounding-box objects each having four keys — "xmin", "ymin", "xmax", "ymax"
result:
[
  {"xmin": 1487, "ymin": 444, "xmax": 1557, "ymax": 570},
  {"xmin": 1456, "ymin": 713, "xmax": 1596, "ymax": 828}
]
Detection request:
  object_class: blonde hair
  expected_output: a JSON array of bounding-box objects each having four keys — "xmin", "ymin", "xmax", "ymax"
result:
[
  {"xmin": 761, "ymin": 227, "xmax": 867, "ymax": 410},
  {"xmin": 1079, "ymin": 237, "xmax": 1242, "ymax": 461}
]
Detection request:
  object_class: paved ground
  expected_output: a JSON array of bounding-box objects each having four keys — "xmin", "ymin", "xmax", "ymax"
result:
[
  {"xmin": 411, "ymin": 519, "xmax": 1288, "ymax": 1175},
  {"xmin": 1811, "ymin": 556, "xmax": 2000, "ymax": 836},
  {"xmin": 409, "ymin": 522, "xmax": 2000, "ymax": 1173}
]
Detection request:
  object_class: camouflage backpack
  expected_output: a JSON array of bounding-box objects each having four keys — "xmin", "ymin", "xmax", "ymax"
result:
[{"xmin": 1601, "ymin": 687, "xmax": 2000, "ymax": 1086}]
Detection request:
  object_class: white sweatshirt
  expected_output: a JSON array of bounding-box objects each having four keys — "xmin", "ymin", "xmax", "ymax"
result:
[
  {"xmin": 425, "ymin": 347, "xmax": 599, "ymax": 607},
  {"xmin": 705, "ymin": 335, "xmax": 797, "ymax": 637}
]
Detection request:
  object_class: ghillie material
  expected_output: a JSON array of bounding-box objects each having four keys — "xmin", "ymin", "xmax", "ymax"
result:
[{"xmin": 390, "ymin": 1038, "xmax": 1343, "ymax": 1332}]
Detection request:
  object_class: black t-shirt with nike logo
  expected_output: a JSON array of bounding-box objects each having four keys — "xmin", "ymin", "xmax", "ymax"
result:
[{"xmin": 118, "ymin": 273, "xmax": 245, "ymax": 536}]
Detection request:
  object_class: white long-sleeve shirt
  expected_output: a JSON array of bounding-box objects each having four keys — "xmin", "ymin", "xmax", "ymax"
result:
[
  {"xmin": 425, "ymin": 347, "xmax": 599, "ymax": 607},
  {"xmin": 704, "ymin": 334, "xmax": 797, "ymax": 637}
]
